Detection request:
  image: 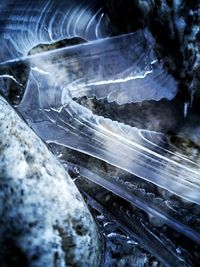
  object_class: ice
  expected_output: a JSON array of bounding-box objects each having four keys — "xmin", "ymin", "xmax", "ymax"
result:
[
  {"xmin": 0, "ymin": 0, "xmax": 111, "ymax": 62},
  {"xmin": 0, "ymin": 0, "xmax": 200, "ymax": 264},
  {"xmin": 12, "ymin": 32, "xmax": 199, "ymax": 205}
]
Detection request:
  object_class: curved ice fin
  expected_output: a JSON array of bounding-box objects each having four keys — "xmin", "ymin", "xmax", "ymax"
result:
[
  {"xmin": 18, "ymin": 68, "xmax": 200, "ymax": 205},
  {"xmin": 0, "ymin": 0, "xmax": 111, "ymax": 62}
]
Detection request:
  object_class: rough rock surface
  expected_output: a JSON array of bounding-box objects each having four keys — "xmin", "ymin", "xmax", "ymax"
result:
[{"xmin": 0, "ymin": 95, "xmax": 101, "ymax": 267}]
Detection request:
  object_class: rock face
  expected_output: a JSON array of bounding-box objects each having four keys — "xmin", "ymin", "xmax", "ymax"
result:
[{"xmin": 0, "ymin": 95, "xmax": 101, "ymax": 267}]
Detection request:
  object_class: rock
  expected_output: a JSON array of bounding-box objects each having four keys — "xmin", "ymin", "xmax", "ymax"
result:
[{"xmin": 0, "ymin": 95, "xmax": 101, "ymax": 267}]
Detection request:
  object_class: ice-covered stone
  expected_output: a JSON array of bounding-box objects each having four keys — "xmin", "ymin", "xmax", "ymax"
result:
[{"xmin": 0, "ymin": 94, "xmax": 101, "ymax": 267}]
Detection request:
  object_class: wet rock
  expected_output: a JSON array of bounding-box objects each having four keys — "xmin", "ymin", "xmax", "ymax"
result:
[{"xmin": 0, "ymin": 95, "xmax": 101, "ymax": 267}]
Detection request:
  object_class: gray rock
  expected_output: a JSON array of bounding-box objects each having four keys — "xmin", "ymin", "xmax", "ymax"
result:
[{"xmin": 0, "ymin": 95, "xmax": 101, "ymax": 267}]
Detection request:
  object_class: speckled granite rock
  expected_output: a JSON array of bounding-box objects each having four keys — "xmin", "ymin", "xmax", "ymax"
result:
[{"xmin": 0, "ymin": 95, "xmax": 101, "ymax": 267}]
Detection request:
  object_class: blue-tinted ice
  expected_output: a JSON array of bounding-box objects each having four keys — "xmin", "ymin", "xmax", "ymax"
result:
[
  {"xmin": 0, "ymin": 1, "xmax": 200, "ymax": 262},
  {"xmin": 13, "ymin": 32, "xmax": 200, "ymax": 207}
]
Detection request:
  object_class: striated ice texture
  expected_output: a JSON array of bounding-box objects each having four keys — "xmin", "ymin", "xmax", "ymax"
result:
[
  {"xmin": 0, "ymin": 0, "xmax": 111, "ymax": 62},
  {"xmin": 15, "ymin": 32, "xmax": 200, "ymax": 207},
  {"xmin": 66, "ymin": 161, "xmax": 200, "ymax": 245},
  {"xmin": 0, "ymin": 1, "xmax": 200, "ymax": 264},
  {"xmin": 0, "ymin": 17, "xmax": 197, "ymax": 206},
  {"xmin": 74, "ymin": 175, "xmax": 195, "ymax": 266}
]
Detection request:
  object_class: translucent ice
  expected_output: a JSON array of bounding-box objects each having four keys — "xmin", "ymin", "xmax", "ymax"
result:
[{"xmin": 15, "ymin": 34, "xmax": 200, "ymax": 205}]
